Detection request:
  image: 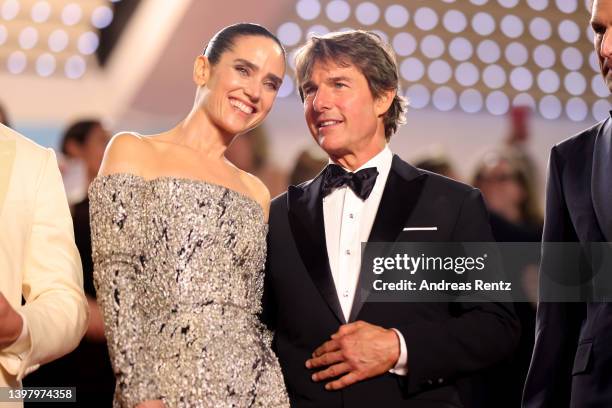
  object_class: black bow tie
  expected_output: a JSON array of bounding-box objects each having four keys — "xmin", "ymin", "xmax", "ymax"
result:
[{"xmin": 321, "ymin": 164, "xmax": 379, "ymax": 200}]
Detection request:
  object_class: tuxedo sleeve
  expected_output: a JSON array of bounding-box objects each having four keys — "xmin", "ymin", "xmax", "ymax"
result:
[
  {"xmin": 397, "ymin": 188, "xmax": 520, "ymax": 394},
  {"xmin": 522, "ymin": 146, "xmax": 584, "ymax": 408}
]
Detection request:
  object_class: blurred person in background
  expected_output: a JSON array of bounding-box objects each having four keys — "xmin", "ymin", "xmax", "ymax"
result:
[
  {"xmin": 473, "ymin": 148, "xmax": 543, "ymax": 239},
  {"xmin": 225, "ymin": 125, "xmax": 288, "ymax": 196},
  {"xmin": 25, "ymin": 120, "xmax": 114, "ymax": 407},
  {"xmin": 288, "ymin": 147, "xmax": 327, "ymax": 186},
  {"xmin": 413, "ymin": 152, "xmax": 460, "ymax": 180},
  {"xmin": 415, "ymin": 150, "xmax": 537, "ymax": 408},
  {"xmin": 0, "ymin": 123, "xmax": 88, "ymax": 408},
  {"xmin": 0, "ymin": 101, "xmax": 10, "ymax": 127}
]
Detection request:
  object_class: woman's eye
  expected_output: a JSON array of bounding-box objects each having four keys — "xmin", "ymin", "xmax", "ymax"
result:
[{"xmin": 265, "ymin": 82, "xmax": 279, "ymax": 91}]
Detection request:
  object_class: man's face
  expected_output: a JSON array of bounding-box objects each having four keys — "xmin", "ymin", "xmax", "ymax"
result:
[
  {"xmin": 301, "ymin": 60, "xmax": 386, "ymax": 161},
  {"xmin": 592, "ymin": 0, "xmax": 612, "ymax": 92}
]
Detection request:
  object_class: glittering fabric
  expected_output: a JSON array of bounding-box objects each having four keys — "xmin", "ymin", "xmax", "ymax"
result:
[{"xmin": 89, "ymin": 174, "xmax": 289, "ymax": 408}]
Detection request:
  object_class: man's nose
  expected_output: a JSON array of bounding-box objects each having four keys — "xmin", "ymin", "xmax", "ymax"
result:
[
  {"xmin": 312, "ymin": 89, "xmax": 331, "ymax": 112},
  {"xmin": 601, "ymin": 28, "xmax": 612, "ymax": 59}
]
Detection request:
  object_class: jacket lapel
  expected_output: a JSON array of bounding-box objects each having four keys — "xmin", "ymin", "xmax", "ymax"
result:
[
  {"xmin": 288, "ymin": 172, "xmax": 346, "ymax": 324},
  {"xmin": 0, "ymin": 140, "xmax": 16, "ymax": 219},
  {"xmin": 591, "ymin": 117, "xmax": 612, "ymax": 241},
  {"xmin": 349, "ymin": 155, "xmax": 427, "ymax": 322}
]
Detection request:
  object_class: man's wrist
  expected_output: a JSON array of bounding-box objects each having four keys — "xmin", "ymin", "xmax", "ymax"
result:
[{"xmin": 387, "ymin": 328, "xmax": 401, "ymax": 365}]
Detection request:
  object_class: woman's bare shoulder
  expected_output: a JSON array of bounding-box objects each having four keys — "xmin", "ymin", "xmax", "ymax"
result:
[{"xmin": 98, "ymin": 132, "xmax": 154, "ymax": 177}]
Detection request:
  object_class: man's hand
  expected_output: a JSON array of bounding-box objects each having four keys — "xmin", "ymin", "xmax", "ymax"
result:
[
  {"xmin": 305, "ymin": 321, "xmax": 401, "ymax": 390},
  {"xmin": 0, "ymin": 292, "xmax": 24, "ymax": 349}
]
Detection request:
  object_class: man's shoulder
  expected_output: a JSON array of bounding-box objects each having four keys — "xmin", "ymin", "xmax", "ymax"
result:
[
  {"xmin": 418, "ymin": 168, "xmax": 476, "ymax": 197},
  {"xmin": 391, "ymin": 154, "xmax": 475, "ymax": 197},
  {"xmin": 554, "ymin": 118, "xmax": 607, "ymax": 155},
  {"xmin": 0, "ymin": 124, "xmax": 51, "ymax": 160},
  {"xmin": 270, "ymin": 178, "xmax": 317, "ymax": 207}
]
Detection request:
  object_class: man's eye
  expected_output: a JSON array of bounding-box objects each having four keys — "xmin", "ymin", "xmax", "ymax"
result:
[
  {"xmin": 236, "ymin": 66, "xmax": 248, "ymax": 75},
  {"xmin": 334, "ymin": 82, "xmax": 346, "ymax": 88}
]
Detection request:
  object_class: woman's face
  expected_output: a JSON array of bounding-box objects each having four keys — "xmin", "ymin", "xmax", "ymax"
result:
[
  {"xmin": 478, "ymin": 160, "xmax": 526, "ymax": 222},
  {"xmin": 201, "ymin": 35, "xmax": 285, "ymax": 137}
]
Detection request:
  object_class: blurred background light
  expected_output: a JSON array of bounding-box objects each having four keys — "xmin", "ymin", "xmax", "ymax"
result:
[
  {"xmin": 326, "ymin": 0, "xmax": 350, "ymax": 23},
  {"xmin": 277, "ymin": 22, "xmax": 302, "ymax": 46},
  {"xmin": 297, "ymin": 0, "xmax": 321, "ymax": 20},
  {"xmin": 405, "ymin": 84, "xmax": 430, "ymax": 109},
  {"xmin": 92, "ymin": 6, "xmax": 114, "ymax": 29},
  {"xmin": 355, "ymin": 2, "xmax": 379, "ymax": 25},
  {"xmin": 459, "ymin": 88, "xmax": 483, "ymax": 113},
  {"xmin": 477, "ymin": 40, "xmax": 501, "ymax": 64},
  {"xmin": 61, "ymin": 3, "xmax": 82, "ymax": 26},
  {"xmin": 384, "ymin": 4, "xmax": 409, "ymax": 28},
  {"xmin": 393, "ymin": 32, "xmax": 417, "ymax": 56},
  {"xmin": 486, "ymin": 91, "xmax": 510, "ymax": 115},
  {"xmin": 35, "ymin": 53, "xmax": 55, "ymax": 77},
  {"xmin": 414, "ymin": 7, "xmax": 438, "ymax": 31},
  {"xmin": 449, "ymin": 37, "xmax": 473, "ymax": 61},
  {"xmin": 420, "ymin": 34, "xmax": 445, "ymax": 59},
  {"xmin": 472, "ymin": 12, "xmax": 495, "ymax": 36},
  {"xmin": 31, "ymin": 1, "xmax": 51, "ymax": 23},
  {"xmin": 432, "ymin": 86, "xmax": 457, "ymax": 111},
  {"xmin": 401, "ymin": 57, "xmax": 425, "ymax": 81},
  {"xmin": 64, "ymin": 55, "xmax": 86, "ymax": 79}
]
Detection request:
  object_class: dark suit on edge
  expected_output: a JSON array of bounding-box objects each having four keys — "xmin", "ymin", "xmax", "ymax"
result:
[
  {"xmin": 263, "ymin": 155, "xmax": 520, "ymax": 408},
  {"xmin": 523, "ymin": 117, "xmax": 612, "ymax": 408}
]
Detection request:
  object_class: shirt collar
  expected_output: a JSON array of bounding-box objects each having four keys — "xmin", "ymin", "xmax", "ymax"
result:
[{"xmin": 328, "ymin": 145, "xmax": 393, "ymax": 173}]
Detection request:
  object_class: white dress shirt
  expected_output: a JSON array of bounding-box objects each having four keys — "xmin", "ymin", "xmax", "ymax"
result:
[{"xmin": 323, "ymin": 145, "xmax": 408, "ymax": 375}]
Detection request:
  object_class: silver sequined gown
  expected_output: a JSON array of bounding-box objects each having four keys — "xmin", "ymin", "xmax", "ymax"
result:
[{"xmin": 89, "ymin": 174, "xmax": 289, "ymax": 408}]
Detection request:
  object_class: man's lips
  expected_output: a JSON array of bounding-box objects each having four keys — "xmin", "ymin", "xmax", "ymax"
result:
[{"xmin": 316, "ymin": 119, "xmax": 343, "ymax": 130}]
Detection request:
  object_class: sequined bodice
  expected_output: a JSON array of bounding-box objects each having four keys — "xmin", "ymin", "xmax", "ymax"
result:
[{"xmin": 90, "ymin": 174, "xmax": 288, "ymax": 408}]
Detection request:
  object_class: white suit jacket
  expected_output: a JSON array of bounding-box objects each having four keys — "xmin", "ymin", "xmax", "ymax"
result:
[{"xmin": 0, "ymin": 124, "xmax": 88, "ymax": 399}]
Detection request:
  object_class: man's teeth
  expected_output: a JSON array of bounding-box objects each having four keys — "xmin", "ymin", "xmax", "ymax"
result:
[
  {"xmin": 230, "ymin": 99, "xmax": 253, "ymax": 114},
  {"xmin": 319, "ymin": 120, "xmax": 339, "ymax": 127}
]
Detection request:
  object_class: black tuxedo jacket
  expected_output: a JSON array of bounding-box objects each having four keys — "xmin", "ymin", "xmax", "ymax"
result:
[
  {"xmin": 263, "ymin": 155, "xmax": 520, "ymax": 408},
  {"xmin": 523, "ymin": 117, "xmax": 612, "ymax": 408}
]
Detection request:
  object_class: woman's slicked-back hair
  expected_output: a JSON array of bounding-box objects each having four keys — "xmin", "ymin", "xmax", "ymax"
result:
[
  {"xmin": 61, "ymin": 119, "xmax": 101, "ymax": 156},
  {"xmin": 294, "ymin": 30, "xmax": 407, "ymax": 140},
  {"xmin": 203, "ymin": 23, "xmax": 285, "ymax": 65}
]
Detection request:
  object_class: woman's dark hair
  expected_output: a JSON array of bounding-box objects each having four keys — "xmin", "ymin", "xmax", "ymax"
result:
[
  {"xmin": 203, "ymin": 23, "xmax": 285, "ymax": 65},
  {"xmin": 61, "ymin": 120, "xmax": 101, "ymax": 156}
]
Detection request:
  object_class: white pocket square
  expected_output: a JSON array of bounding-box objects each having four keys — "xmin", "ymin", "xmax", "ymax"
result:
[{"xmin": 403, "ymin": 227, "xmax": 438, "ymax": 231}]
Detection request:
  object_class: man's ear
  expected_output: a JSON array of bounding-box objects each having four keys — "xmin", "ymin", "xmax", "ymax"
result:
[
  {"xmin": 193, "ymin": 55, "xmax": 212, "ymax": 87},
  {"xmin": 375, "ymin": 89, "xmax": 396, "ymax": 117}
]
